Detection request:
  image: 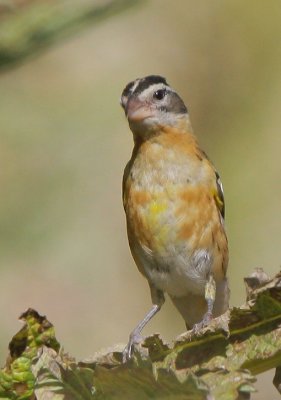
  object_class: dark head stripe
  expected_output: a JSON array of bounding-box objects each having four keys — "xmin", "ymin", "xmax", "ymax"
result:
[
  {"xmin": 122, "ymin": 80, "xmax": 137, "ymax": 99},
  {"xmin": 122, "ymin": 76, "xmax": 168, "ymax": 100},
  {"xmin": 134, "ymin": 75, "xmax": 168, "ymax": 95}
]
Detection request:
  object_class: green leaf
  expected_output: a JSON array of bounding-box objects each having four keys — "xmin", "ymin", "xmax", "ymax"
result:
[{"xmin": 1, "ymin": 269, "xmax": 281, "ymax": 399}]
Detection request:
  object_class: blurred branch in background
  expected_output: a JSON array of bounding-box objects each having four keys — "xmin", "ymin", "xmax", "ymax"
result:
[{"xmin": 0, "ymin": 0, "xmax": 146, "ymax": 71}]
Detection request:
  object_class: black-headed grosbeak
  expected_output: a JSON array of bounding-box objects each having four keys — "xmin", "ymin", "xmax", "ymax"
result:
[{"xmin": 120, "ymin": 75, "xmax": 229, "ymax": 361}]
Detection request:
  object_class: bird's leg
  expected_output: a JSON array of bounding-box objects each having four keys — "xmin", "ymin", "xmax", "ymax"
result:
[
  {"xmin": 203, "ymin": 274, "xmax": 216, "ymax": 324},
  {"xmin": 192, "ymin": 274, "xmax": 216, "ymax": 333},
  {"xmin": 122, "ymin": 304, "xmax": 160, "ymax": 362},
  {"xmin": 123, "ymin": 287, "xmax": 164, "ymax": 362}
]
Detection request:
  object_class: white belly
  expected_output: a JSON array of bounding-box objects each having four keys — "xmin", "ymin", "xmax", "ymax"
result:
[{"xmin": 132, "ymin": 240, "xmax": 213, "ymax": 297}]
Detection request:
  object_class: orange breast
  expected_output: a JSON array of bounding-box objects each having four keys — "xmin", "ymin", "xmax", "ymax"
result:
[{"xmin": 123, "ymin": 128, "xmax": 228, "ymax": 279}]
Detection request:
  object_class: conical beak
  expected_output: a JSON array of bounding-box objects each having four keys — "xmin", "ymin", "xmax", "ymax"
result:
[{"xmin": 125, "ymin": 97, "xmax": 153, "ymax": 122}]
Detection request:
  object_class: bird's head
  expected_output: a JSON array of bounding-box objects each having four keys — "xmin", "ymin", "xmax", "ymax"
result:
[{"xmin": 120, "ymin": 75, "xmax": 191, "ymax": 141}]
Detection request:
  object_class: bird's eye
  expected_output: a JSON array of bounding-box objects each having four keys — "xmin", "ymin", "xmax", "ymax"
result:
[{"xmin": 153, "ymin": 89, "xmax": 166, "ymax": 100}]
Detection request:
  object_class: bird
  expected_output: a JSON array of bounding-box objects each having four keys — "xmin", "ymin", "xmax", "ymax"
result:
[{"xmin": 120, "ymin": 75, "xmax": 229, "ymax": 361}]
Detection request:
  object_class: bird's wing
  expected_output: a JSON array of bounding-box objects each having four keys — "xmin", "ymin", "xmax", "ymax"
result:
[{"xmin": 214, "ymin": 170, "xmax": 225, "ymax": 220}]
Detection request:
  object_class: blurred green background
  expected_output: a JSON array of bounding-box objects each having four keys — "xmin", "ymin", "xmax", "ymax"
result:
[{"xmin": 0, "ymin": 1, "xmax": 280, "ymax": 398}]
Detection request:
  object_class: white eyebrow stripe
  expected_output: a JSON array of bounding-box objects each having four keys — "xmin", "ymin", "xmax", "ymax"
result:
[
  {"xmin": 120, "ymin": 79, "xmax": 141, "ymax": 108},
  {"xmin": 131, "ymin": 79, "xmax": 141, "ymax": 94},
  {"xmin": 138, "ymin": 83, "xmax": 175, "ymax": 100}
]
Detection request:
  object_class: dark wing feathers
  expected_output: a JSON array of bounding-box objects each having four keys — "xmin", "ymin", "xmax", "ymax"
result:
[{"xmin": 215, "ymin": 171, "xmax": 225, "ymax": 219}]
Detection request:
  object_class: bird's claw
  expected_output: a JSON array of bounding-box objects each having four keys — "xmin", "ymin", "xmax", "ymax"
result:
[
  {"xmin": 122, "ymin": 332, "xmax": 143, "ymax": 363},
  {"xmin": 192, "ymin": 312, "xmax": 213, "ymax": 335}
]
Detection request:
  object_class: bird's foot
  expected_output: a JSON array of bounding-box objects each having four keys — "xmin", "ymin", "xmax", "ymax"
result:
[
  {"xmin": 192, "ymin": 311, "xmax": 213, "ymax": 335},
  {"xmin": 122, "ymin": 331, "xmax": 143, "ymax": 363}
]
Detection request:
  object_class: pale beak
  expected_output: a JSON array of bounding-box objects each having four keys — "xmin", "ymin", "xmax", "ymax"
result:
[{"xmin": 125, "ymin": 97, "xmax": 153, "ymax": 122}]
